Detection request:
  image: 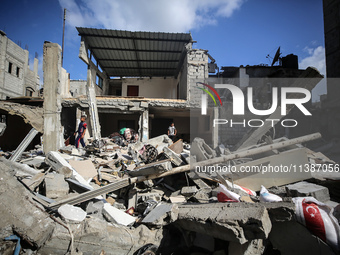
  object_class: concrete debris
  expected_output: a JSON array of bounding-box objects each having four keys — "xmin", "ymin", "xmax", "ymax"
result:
[
  {"xmin": 191, "ymin": 137, "xmax": 216, "ymax": 162},
  {"xmin": 1, "ymin": 130, "xmax": 340, "ymax": 254},
  {"xmin": 102, "ymin": 203, "xmax": 136, "ymax": 226},
  {"xmin": 68, "ymin": 159, "xmax": 98, "ymax": 181},
  {"xmin": 39, "ymin": 217, "xmax": 163, "ymax": 255},
  {"xmin": 129, "ymin": 159, "xmax": 172, "ymax": 177},
  {"xmin": 176, "ymin": 203, "xmax": 272, "ymax": 244},
  {"xmin": 181, "ymin": 186, "xmax": 198, "ymax": 196},
  {"xmin": 163, "ymin": 146, "xmax": 183, "ymax": 166},
  {"xmin": 0, "ymin": 101, "xmax": 44, "ymax": 133},
  {"xmin": 9, "ymin": 128, "xmax": 39, "ymax": 162},
  {"xmin": 0, "ymin": 160, "xmax": 55, "ymax": 249},
  {"xmin": 142, "ymin": 203, "xmax": 179, "ymax": 227},
  {"xmin": 44, "ymin": 173, "xmax": 69, "ymax": 199},
  {"xmin": 286, "ymin": 181, "xmax": 331, "ymax": 202},
  {"xmin": 58, "ymin": 204, "xmax": 87, "ymax": 223},
  {"xmin": 168, "ymin": 139, "xmax": 184, "ymax": 154}
]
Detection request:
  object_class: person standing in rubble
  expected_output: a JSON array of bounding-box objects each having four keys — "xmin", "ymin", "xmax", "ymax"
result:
[
  {"xmin": 168, "ymin": 122, "xmax": 177, "ymax": 141},
  {"xmin": 74, "ymin": 115, "xmax": 87, "ymax": 148}
]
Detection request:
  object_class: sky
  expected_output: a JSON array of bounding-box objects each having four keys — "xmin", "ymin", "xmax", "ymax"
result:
[{"xmin": 0, "ymin": 0, "xmax": 326, "ymax": 101}]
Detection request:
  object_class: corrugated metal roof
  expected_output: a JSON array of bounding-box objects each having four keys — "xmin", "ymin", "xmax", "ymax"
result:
[{"xmin": 77, "ymin": 27, "xmax": 192, "ymax": 77}]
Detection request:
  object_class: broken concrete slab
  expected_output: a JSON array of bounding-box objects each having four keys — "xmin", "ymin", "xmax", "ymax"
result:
[
  {"xmin": 20, "ymin": 156, "xmax": 45, "ymax": 168},
  {"xmin": 9, "ymin": 128, "xmax": 39, "ymax": 162},
  {"xmin": 230, "ymin": 147, "xmax": 312, "ymax": 191},
  {"xmin": 68, "ymin": 159, "xmax": 98, "ymax": 181},
  {"xmin": 170, "ymin": 195, "xmax": 186, "ymax": 203},
  {"xmin": 56, "ymin": 165, "xmax": 73, "ymax": 178},
  {"xmin": 169, "ymin": 139, "xmax": 183, "ymax": 154},
  {"xmin": 180, "ymin": 152, "xmax": 190, "ymax": 164},
  {"xmin": 39, "ymin": 217, "xmax": 164, "ymax": 255},
  {"xmin": 176, "ymin": 203, "xmax": 272, "ymax": 244},
  {"xmin": 102, "ymin": 203, "xmax": 136, "ymax": 226},
  {"xmin": 3, "ymin": 160, "xmax": 40, "ymax": 177},
  {"xmin": 286, "ymin": 181, "xmax": 330, "ymax": 202},
  {"xmin": 193, "ymin": 189, "xmax": 211, "ymax": 203},
  {"xmin": 0, "ymin": 101, "xmax": 44, "ymax": 133},
  {"xmin": 262, "ymin": 202, "xmax": 296, "ymax": 222},
  {"xmin": 163, "ymin": 146, "xmax": 183, "ymax": 166},
  {"xmin": 129, "ymin": 159, "xmax": 172, "ymax": 177},
  {"xmin": 58, "ymin": 204, "xmax": 87, "ymax": 223},
  {"xmin": 0, "ymin": 160, "xmax": 55, "ymax": 249},
  {"xmin": 45, "ymin": 173, "xmax": 70, "ymax": 199},
  {"xmin": 45, "ymin": 151, "xmax": 92, "ymax": 189},
  {"xmin": 181, "ymin": 186, "xmax": 198, "ymax": 196},
  {"xmin": 22, "ymin": 171, "xmax": 46, "ymax": 191},
  {"xmin": 128, "ymin": 188, "xmax": 138, "ymax": 209},
  {"xmin": 191, "ymin": 137, "xmax": 216, "ymax": 162},
  {"xmin": 142, "ymin": 203, "xmax": 178, "ymax": 227},
  {"xmin": 86, "ymin": 200, "xmax": 105, "ymax": 217}
]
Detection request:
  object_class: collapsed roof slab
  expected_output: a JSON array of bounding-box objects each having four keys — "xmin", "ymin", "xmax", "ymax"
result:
[
  {"xmin": 62, "ymin": 97, "xmax": 191, "ymax": 111},
  {"xmin": 0, "ymin": 101, "xmax": 43, "ymax": 132}
]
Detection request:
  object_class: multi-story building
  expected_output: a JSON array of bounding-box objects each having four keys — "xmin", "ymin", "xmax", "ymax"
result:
[{"xmin": 0, "ymin": 30, "xmax": 40, "ymax": 99}]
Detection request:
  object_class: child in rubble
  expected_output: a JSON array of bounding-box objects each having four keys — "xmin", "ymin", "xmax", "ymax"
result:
[{"xmin": 74, "ymin": 115, "xmax": 87, "ymax": 148}]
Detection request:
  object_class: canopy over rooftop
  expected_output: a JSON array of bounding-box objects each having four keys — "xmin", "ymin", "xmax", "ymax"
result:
[{"xmin": 77, "ymin": 27, "xmax": 193, "ymax": 77}]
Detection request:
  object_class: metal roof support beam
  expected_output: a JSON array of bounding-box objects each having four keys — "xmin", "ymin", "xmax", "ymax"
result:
[
  {"xmin": 97, "ymin": 59, "xmax": 178, "ymax": 62},
  {"xmin": 132, "ymin": 34, "xmax": 142, "ymax": 76},
  {"xmin": 78, "ymin": 33, "xmax": 192, "ymax": 43},
  {"xmin": 102, "ymin": 67, "xmax": 176, "ymax": 70}
]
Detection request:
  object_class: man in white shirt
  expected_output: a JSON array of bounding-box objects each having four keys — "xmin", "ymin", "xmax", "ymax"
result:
[{"xmin": 167, "ymin": 122, "xmax": 177, "ymax": 141}]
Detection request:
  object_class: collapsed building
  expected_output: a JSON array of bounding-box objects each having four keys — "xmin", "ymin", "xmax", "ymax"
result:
[{"xmin": 0, "ymin": 27, "xmax": 339, "ymax": 255}]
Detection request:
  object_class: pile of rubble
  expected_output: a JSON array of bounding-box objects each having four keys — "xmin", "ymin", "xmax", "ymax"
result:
[{"xmin": 0, "ymin": 132, "xmax": 340, "ymax": 255}]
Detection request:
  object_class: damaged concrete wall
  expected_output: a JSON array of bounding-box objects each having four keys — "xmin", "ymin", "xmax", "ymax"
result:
[
  {"xmin": 178, "ymin": 54, "xmax": 188, "ymax": 100},
  {"xmin": 70, "ymin": 80, "xmax": 87, "ymax": 97},
  {"xmin": 0, "ymin": 101, "xmax": 43, "ymax": 132},
  {"xmin": 0, "ymin": 113, "xmax": 41, "ymax": 151},
  {"xmin": 121, "ymin": 77, "xmax": 177, "ymax": 99},
  {"xmin": 187, "ymin": 49, "xmax": 209, "ymax": 106}
]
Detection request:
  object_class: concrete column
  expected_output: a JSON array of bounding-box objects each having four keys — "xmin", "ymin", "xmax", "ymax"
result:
[
  {"xmin": 43, "ymin": 42, "xmax": 63, "ymax": 154},
  {"xmin": 86, "ymin": 65, "xmax": 101, "ymax": 140},
  {"xmin": 141, "ymin": 109, "xmax": 149, "ymax": 142}
]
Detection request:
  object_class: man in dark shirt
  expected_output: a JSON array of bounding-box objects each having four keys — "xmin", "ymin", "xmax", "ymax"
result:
[{"xmin": 74, "ymin": 115, "xmax": 87, "ymax": 148}]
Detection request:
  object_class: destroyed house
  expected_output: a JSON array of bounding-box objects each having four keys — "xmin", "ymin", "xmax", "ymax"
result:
[{"xmin": 61, "ymin": 28, "xmax": 215, "ymax": 144}]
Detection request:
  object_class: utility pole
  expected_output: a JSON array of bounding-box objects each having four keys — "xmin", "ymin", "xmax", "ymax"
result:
[{"xmin": 61, "ymin": 8, "xmax": 66, "ymax": 67}]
